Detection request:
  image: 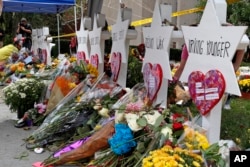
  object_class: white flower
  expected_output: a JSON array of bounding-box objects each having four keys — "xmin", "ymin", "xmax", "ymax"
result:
[
  {"xmin": 93, "ymin": 104, "xmax": 102, "ymax": 110},
  {"xmin": 125, "ymin": 113, "xmax": 143, "ymax": 132},
  {"xmin": 19, "ymin": 93, "xmax": 26, "ymax": 98},
  {"xmin": 143, "ymin": 110, "xmax": 161, "ymax": 126},
  {"xmin": 161, "ymin": 126, "xmax": 173, "ymax": 140},
  {"xmin": 218, "ymin": 140, "xmax": 230, "ymax": 161},
  {"xmin": 98, "ymin": 108, "xmax": 110, "ymax": 117},
  {"xmin": 115, "ymin": 110, "xmax": 125, "ymax": 123}
]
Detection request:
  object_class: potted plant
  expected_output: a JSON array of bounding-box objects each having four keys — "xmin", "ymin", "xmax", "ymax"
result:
[{"xmin": 238, "ymin": 77, "xmax": 250, "ymax": 99}]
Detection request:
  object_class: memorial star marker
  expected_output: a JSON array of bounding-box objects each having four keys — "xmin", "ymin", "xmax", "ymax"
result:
[
  {"xmin": 142, "ymin": 0, "xmax": 173, "ymax": 107},
  {"xmin": 76, "ymin": 16, "xmax": 90, "ymax": 64},
  {"xmin": 180, "ymin": 0, "xmax": 247, "ymax": 143}
]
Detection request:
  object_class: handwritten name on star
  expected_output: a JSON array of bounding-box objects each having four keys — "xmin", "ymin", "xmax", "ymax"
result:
[
  {"xmin": 188, "ymin": 38, "xmax": 231, "ymax": 58},
  {"xmin": 77, "ymin": 37, "xmax": 88, "ymax": 44},
  {"xmin": 145, "ymin": 36, "xmax": 165, "ymax": 50},
  {"xmin": 112, "ymin": 29, "xmax": 125, "ymax": 41},
  {"xmin": 90, "ymin": 37, "xmax": 100, "ymax": 45}
]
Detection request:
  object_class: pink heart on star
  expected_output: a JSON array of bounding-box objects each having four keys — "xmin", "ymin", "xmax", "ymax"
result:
[
  {"xmin": 90, "ymin": 54, "xmax": 99, "ymax": 69},
  {"xmin": 77, "ymin": 51, "xmax": 86, "ymax": 64},
  {"xmin": 110, "ymin": 52, "xmax": 121, "ymax": 82},
  {"xmin": 143, "ymin": 63, "xmax": 163, "ymax": 103},
  {"xmin": 188, "ymin": 70, "xmax": 226, "ymax": 115}
]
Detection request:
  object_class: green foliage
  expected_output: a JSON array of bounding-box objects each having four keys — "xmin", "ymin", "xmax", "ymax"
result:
[
  {"xmin": 197, "ymin": 0, "xmax": 250, "ymax": 35},
  {"xmin": 126, "ymin": 55, "xmax": 143, "ymax": 88}
]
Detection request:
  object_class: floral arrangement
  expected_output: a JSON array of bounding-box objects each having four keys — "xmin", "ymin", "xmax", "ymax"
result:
[
  {"xmin": 41, "ymin": 76, "xmax": 126, "ymax": 166},
  {"xmin": 26, "ymin": 75, "xmax": 124, "ymax": 145},
  {"xmin": 142, "ymin": 145, "xmax": 204, "ymax": 167},
  {"xmin": 68, "ymin": 61, "xmax": 99, "ymax": 84},
  {"xmin": 108, "ymin": 123, "xmax": 137, "ymax": 155},
  {"xmin": 180, "ymin": 126, "xmax": 209, "ymax": 150},
  {"xmin": 238, "ymin": 77, "xmax": 250, "ymax": 93},
  {"xmin": 2, "ymin": 78, "xmax": 45, "ymax": 118}
]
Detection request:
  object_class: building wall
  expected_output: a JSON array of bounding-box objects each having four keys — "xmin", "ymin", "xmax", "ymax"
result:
[{"xmin": 101, "ymin": 0, "xmax": 199, "ymax": 48}]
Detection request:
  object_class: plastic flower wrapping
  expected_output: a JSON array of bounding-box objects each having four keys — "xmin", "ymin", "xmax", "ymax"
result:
[
  {"xmin": 26, "ymin": 73, "xmax": 126, "ymax": 162},
  {"xmin": 2, "ymin": 78, "xmax": 45, "ymax": 118},
  {"xmin": 77, "ymin": 83, "xmax": 175, "ymax": 167},
  {"xmin": 44, "ymin": 60, "xmax": 99, "ymax": 115}
]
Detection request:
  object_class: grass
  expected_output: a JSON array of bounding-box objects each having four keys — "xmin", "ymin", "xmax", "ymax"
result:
[{"xmin": 221, "ymin": 96, "xmax": 250, "ymax": 150}]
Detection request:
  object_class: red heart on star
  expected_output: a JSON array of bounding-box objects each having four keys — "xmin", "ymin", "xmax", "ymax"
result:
[{"xmin": 188, "ymin": 70, "xmax": 226, "ymax": 115}]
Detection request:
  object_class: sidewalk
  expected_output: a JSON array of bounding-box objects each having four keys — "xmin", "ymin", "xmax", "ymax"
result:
[{"xmin": 0, "ymin": 86, "xmax": 52, "ymax": 167}]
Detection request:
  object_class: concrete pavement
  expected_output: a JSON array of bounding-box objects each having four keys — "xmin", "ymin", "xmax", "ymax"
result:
[{"xmin": 0, "ymin": 86, "xmax": 52, "ymax": 167}]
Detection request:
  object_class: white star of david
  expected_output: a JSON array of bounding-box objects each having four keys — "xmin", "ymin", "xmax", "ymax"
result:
[
  {"xmin": 180, "ymin": 0, "xmax": 247, "ymax": 96},
  {"xmin": 89, "ymin": 14, "xmax": 103, "ymax": 73},
  {"xmin": 142, "ymin": 0, "xmax": 174, "ymax": 106},
  {"xmin": 110, "ymin": 7, "xmax": 129, "ymax": 63},
  {"xmin": 76, "ymin": 16, "xmax": 90, "ymax": 61}
]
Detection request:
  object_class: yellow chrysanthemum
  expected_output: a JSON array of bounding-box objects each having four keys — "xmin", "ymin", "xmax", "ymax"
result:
[{"xmin": 68, "ymin": 82, "xmax": 76, "ymax": 89}]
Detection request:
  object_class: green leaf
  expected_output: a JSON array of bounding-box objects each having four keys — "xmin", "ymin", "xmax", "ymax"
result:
[
  {"xmin": 136, "ymin": 142, "xmax": 146, "ymax": 153},
  {"xmin": 137, "ymin": 117, "xmax": 147, "ymax": 127},
  {"xmin": 154, "ymin": 115, "xmax": 164, "ymax": 127}
]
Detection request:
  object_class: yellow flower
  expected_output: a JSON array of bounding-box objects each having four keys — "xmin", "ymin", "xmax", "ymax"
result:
[
  {"xmin": 142, "ymin": 145, "xmax": 203, "ymax": 167},
  {"xmin": 68, "ymin": 82, "xmax": 76, "ymax": 89},
  {"xmin": 239, "ymin": 78, "xmax": 250, "ymax": 93},
  {"xmin": 94, "ymin": 124, "xmax": 102, "ymax": 131},
  {"xmin": 236, "ymin": 137, "xmax": 241, "ymax": 143},
  {"xmin": 69, "ymin": 56, "xmax": 77, "ymax": 62},
  {"xmin": 192, "ymin": 161, "xmax": 201, "ymax": 167},
  {"xmin": 75, "ymin": 95, "xmax": 81, "ymax": 102}
]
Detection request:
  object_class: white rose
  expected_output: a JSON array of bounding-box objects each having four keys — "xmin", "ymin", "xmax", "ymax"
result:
[
  {"xmin": 143, "ymin": 110, "xmax": 161, "ymax": 125},
  {"xmin": 98, "ymin": 108, "xmax": 110, "ymax": 117},
  {"xmin": 115, "ymin": 110, "xmax": 125, "ymax": 123},
  {"xmin": 125, "ymin": 113, "xmax": 143, "ymax": 132},
  {"xmin": 93, "ymin": 104, "xmax": 102, "ymax": 110},
  {"xmin": 161, "ymin": 126, "xmax": 173, "ymax": 141}
]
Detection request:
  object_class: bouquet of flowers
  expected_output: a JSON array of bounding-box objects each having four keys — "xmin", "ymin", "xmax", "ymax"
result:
[
  {"xmin": 45, "ymin": 61, "xmax": 98, "ymax": 115},
  {"xmin": 238, "ymin": 77, "xmax": 250, "ymax": 93},
  {"xmin": 2, "ymin": 78, "xmax": 45, "ymax": 118},
  {"xmin": 142, "ymin": 145, "xmax": 204, "ymax": 167},
  {"xmin": 41, "ymin": 75, "xmax": 126, "ymax": 166},
  {"xmin": 87, "ymin": 83, "xmax": 173, "ymax": 167},
  {"xmin": 25, "ymin": 74, "xmax": 124, "ymax": 150}
]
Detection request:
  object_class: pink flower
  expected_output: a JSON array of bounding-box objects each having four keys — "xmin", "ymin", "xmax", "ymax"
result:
[{"xmin": 125, "ymin": 101, "xmax": 144, "ymax": 113}]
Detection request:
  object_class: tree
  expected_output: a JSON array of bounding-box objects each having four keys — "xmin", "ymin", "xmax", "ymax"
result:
[
  {"xmin": 227, "ymin": 0, "xmax": 250, "ymax": 35},
  {"xmin": 197, "ymin": 0, "xmax": 250, "ymax": 35}
]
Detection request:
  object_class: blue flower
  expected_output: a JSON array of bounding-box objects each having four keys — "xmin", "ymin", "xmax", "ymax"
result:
[{"xmin": 108, "ymin": 123, "xmax": 137, "ymax": 155}]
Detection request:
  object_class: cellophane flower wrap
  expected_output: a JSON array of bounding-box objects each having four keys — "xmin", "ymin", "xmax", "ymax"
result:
[
  {"xmin": 176, "ymin": 116, "xmax": 209, "ymax": 151},
  {"xmin": 26, "ymin": 74, "xmax": 124, "ymax": 149},
  {"xmin": 91, "ymin": 83, "xmax": 172, "ymax": 167},
  {"xmin": 25, "ymin": 79, "xmax": 92, "ymax": 144},
  {"xmin": 41, "ymin": 75, "xmax": 127, "ymax": 166},
  {"xmin": 2, "ymin": 78, "xmax": 45, "ymax": 114}
]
